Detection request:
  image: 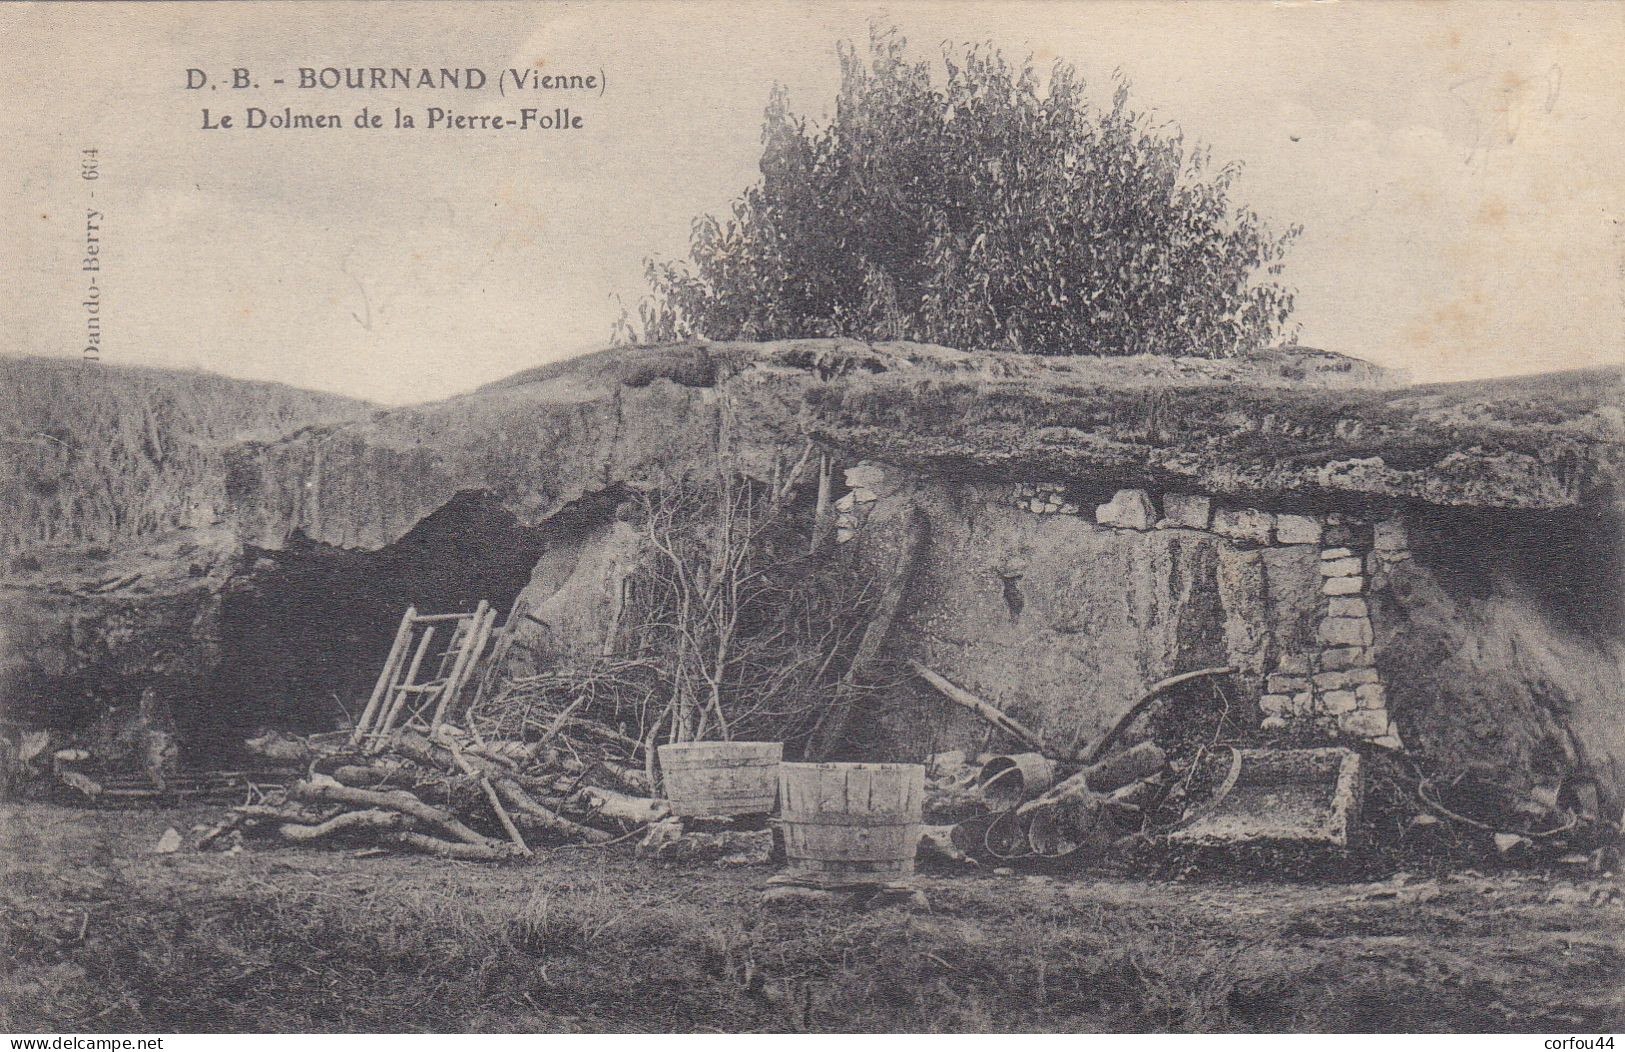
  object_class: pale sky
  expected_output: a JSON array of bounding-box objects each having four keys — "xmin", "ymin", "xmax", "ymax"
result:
[{"xmin": 4, "ymin": 1, "xmax": 1623, "ymax": 403}]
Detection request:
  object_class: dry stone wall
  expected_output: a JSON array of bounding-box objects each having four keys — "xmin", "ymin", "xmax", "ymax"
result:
[
  {"xmin": 840, "ymin": 460, "xmax": 1408, "ymax": 751},
  {"xmin": 1258, "ymin": 515, "xmax": 1407, "ymax": 749}
]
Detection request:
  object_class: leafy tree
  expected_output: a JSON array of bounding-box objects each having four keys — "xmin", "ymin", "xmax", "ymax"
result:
[{"xmin": 618, "ymin": 27, "xmax": 1300, "ymax": 358}]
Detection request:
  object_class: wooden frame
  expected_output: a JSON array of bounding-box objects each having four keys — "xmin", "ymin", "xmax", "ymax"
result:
[{"xmin": 350, "ymin": 601, "xmax": 496, "ymax": 748}]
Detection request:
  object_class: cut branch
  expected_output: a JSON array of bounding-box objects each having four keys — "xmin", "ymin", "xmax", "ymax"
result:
[
  {"xmin": 279, "ymin": 808, "xmax": 405, "ymax": 842},
  {"xmin": 494, "ymin": 779, "xmax": 613, "ymax": 843},
  {"xmin": 290, "ymin": 778, "xmax": 499, "ymax": 848},
  {"xmin": 449, "ymin": 745, "xmax": 532, "ymax": 857},
  {"xmin": 909, "ymin": 661, "xmax": 1043, "ymax": 753},
  {"xmin": 390, "ymin": 730, "xmax": 612, "ymax": 843},
  {"xmin": 385, "ymin": 831, "xmax": 522, "ymax": 861},
  {"xmin": 572, "ymin": 784, "xmax": 671, "ymax": 826}
]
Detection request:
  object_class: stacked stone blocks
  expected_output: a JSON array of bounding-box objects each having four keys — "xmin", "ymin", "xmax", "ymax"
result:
[
  {"xmin": 1260, "ymin": 514, "xmax": 1406, "ymax": 750},
  {"xmin": 1012, "ymin": 482, "xmax": 1079, "ymax": 516},
  {"xmin": 888, "ymin": 473, "xmax": 1409, "ymax": 750}
]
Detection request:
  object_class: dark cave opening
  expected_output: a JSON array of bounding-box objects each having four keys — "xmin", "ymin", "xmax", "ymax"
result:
[
  {"xmin": 185, "ymin": 487, "xmax": 622, "ymax": 760},
  {"xmin": 1405, "ymin": 500, "xmax": 1624, "ymax": 637}
]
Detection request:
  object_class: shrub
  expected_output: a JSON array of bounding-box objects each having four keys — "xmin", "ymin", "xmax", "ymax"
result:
[
  {"xmin": 482, "ymin": 455, "xmax": 880, "ymax": 756},
  {"xmin": 620, "ymin": 26, "xmax": 1300, "ymax": 359}
]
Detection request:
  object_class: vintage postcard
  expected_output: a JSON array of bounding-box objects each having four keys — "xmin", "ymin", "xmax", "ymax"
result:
[{"xmin": 1, "ymin": 0, "xmax": 1621, "ymax": 1039}]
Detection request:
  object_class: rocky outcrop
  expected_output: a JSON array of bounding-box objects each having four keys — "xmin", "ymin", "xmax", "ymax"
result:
[
  {"xmin": 224, "ymin": 374, "xmax": 738, "ymax": 552},
  {"xmin": 0, "ymin": 355, "xmax": 369, "ymax": 557},
  {"xmin": 839, "ymin": 468, "xmax": 1326, "ymax": 756},
  {"xmin": 212, "ymin": 340, "xmax": 1624, "ymax": 555},
  {"xmin": 0, "ymin": 528, "xmax": 241, "ymax": 734},
  {"xmin": 507, "ymin": 519, "xmax": 642, "ymax": 671},
  {"xmin": 4, "ymin": 339, "xmax": 1621, "ymax": 805},
  {"xmin": 1373, "ymin": 515, "xmax": 1625, "ymax": 817},
  {"xmin": 6, "ymin": 339, "xmax": 1619, "ymax": 567}
]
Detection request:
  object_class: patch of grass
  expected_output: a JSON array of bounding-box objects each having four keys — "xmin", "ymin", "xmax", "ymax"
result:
[{"xmin": 3, "ymin": 803, "xmax": 1623, "ymax": 1032}]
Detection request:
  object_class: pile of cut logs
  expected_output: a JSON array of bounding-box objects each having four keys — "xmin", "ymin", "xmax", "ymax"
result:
[
  {"xmin": 924, "ymin": 741, "xmax": 1172, "ymax": 866},
  {"xmin": 204, "ymin": 724, "xmax": 672, "ymax": 861},
  {"xmin": 910, "ymin": 662, "xmax": 1241, "ymax": 866}
]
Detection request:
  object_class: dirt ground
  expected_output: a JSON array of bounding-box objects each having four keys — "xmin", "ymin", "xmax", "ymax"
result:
[{"xmin": 2, "ymin": 800, "xmax": 1622, "ymax": 1033}]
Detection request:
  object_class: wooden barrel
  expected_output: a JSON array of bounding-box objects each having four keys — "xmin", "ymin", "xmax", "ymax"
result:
[
  {"xmin": 657, "ymin": 741, "xmax": 783, "ymax": 818},
  {"xmin": 777, "ymin": 762, "xmax": 925, "ymax": 884}
]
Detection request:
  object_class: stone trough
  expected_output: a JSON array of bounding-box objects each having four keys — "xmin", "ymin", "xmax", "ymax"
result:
[{"xmin": 1169, "ymin": 747, "xmax": 1362, "ymax": 849}]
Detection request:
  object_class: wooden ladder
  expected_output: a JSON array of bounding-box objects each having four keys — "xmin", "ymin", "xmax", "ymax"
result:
[{"xmin": 349, "ymin": 601, "xmax": 496, "ymax": 749}]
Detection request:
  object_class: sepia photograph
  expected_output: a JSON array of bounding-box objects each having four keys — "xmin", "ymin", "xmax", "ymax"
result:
[{"xmin": 1, "ymin": 0, "xmax": 1622, "ymax": 1038}]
